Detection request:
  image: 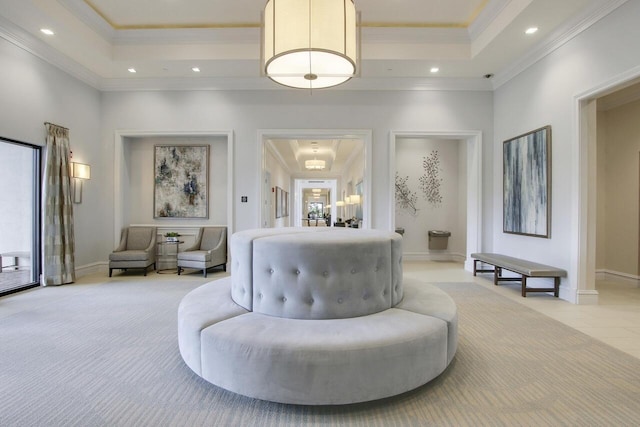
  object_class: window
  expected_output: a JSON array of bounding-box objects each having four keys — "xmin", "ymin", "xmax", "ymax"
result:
[{"xmin": 0, "ymin": 137, "xmax": 41, "ymax": 295}]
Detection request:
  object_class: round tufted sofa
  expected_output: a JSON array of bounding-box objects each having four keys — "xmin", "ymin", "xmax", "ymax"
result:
[{"xmin": 178, "ymin": 228, "xmax": 457, "ymax": 405}]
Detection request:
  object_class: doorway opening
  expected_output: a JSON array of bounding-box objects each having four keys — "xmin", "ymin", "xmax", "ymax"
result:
[
  {"xmin": 577, "ymin": 74, "xmax": 640, "ymax": 304},
  {"xmin": 295, "ymin": 179, "xmax": 337, "ymax": 227},
  {"xmin": 259, "ymin": 129, "xmax": 372, "ymax": 229}
]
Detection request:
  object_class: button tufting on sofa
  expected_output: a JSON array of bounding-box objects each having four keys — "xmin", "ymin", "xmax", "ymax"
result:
[{"xmin": 178, "ymin": 228, "xmax": 457, "ymax": 405}]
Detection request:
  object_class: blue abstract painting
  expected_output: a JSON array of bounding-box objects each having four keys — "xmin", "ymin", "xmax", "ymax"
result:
[
  {"xmin": 154, "ymin": 145, "xmax": 209, "ymax": 218},
  {"xmin": 503, "ymin": 126, "xmax": 550, "ymax": 237}
]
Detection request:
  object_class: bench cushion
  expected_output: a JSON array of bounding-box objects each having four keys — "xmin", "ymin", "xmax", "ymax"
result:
[
  {"xmin": 177, "ymin": 278, "xmax": 249, "ymax": 375},
  {"xmin": 179, "ymin": 276, "xmax": 458, "ymax": 405},
  {"xmin": 109, "ymin": 250, "xmax": 151, "ymax": 262},
  {"xmin": 177, "ymin": 250, "xmax": 211, "ymax": 262},
  {"xmin": 471, "ymin": 253, "xmax": 566, "ymax": 277},
  {"xmin": 394, "ymin": 278, "xmax": 458, "ymax": 364}
]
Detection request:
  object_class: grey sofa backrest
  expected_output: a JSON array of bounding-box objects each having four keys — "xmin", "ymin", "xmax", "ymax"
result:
[{"xmin": 230, "ymin": 228, "xmax": 403, "ymax": 320}]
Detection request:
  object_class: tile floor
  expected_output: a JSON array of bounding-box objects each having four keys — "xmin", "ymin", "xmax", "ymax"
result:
[{"xmin": 404, "ymin": 260, "xmax": 640, "ymax": 360}]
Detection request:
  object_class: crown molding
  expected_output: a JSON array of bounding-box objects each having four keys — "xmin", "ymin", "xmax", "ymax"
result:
[
  {"xmin": 57, "ymin": 0, "xmax": 116, "ymax": 41},
  {"xmin": 362, "ymin": 27, "xmax": 470, "ymax": 44},
  {"xmin": 266, "ymin": 140, "xmax": 294, "ymax": 175},
  {"xmin": 597, "ymin": 81, "xmax": 640, "ymax": 111},
  {"xmin": 97, "ymin": 75, "xmax": 493, "ymax": 92},
  {"xmin": 468, "ymin": 0, "xmax": 511, "ymax": 41},
  {"xmin": 0, "ymin": 15, "xmax": 101, "ymax": 89},
  {"xmin": 492, "ymin": 0, "xmax": 628, "ymax": 89}
]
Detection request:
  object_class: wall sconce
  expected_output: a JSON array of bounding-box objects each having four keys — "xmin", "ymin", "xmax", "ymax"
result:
[{"xmin": 71, "ymin": 162, "xmax": 91, "ymax": 204}]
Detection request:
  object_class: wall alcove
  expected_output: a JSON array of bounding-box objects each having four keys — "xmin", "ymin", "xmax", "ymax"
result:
[
  {"xmin": 390, "ymin": 131, "xmax": 482, "ymax": 271},
  {"xmin": 114, "ymin": 130, "xmax": 234, "ymax": 249}
]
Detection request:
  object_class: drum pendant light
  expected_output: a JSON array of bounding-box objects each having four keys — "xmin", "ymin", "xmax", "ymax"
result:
[{"xmin": 263, "ymin": 0, "xmax": 358, "ymax": 89}]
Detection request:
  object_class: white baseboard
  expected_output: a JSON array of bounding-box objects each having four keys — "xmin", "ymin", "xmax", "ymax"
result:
[
  {"xmin": 403, "ymin": 252, "xmax": 465, "ymax": 263},
  {"xmin": 596, "ymin": 269, "xmax": 640, "ymax": 287},
  {"xmin": 75, "ymin": 262, "xmax": 107, "ymax": 278},
  {"xmin": 576, "ymin": 289, "xmax": 600, "ymax": 305}
]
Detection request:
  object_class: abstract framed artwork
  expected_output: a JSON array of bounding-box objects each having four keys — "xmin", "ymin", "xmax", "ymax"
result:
[
  {"xmin": 154, "ymin": 145, "xmax": 209, "ymax": 218},
  {"xmin": 503, "ymin": 126, "xmax": 551, "ymax": 238}
]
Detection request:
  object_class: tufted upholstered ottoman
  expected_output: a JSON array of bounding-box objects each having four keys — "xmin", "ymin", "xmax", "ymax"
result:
[{"xmin": 178, "ymin": 228, "xmax": 457, "ymax": 405}]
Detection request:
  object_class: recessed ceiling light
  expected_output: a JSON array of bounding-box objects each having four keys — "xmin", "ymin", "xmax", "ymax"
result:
[
  {"xmin": 192, "ymin": 67, "xmax": 201, "ymax": 73},
  {"xmin": 40, "ymin": 28, "xmax": 54, "ymax": 35},
  {"xmin": 430, "ymin": 67, "xmax": 439, "ymax": 73},
  {"xmin": 128, "ymin": 68, "xmax": 137, "ymax": 73},
  {"xmin": 525, "ymin": 27, "xmax": 538, "ymax": 35}
]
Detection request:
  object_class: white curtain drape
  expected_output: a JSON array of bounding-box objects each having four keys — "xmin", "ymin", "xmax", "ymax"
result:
[{"xmin": 43, "ymin": 123, "xmax": 75, "ymax": 285}]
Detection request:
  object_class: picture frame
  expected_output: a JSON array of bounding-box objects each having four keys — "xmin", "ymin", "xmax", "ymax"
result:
[
  {"xmin": 154, "ymin": 145, "xmax": 209, "ymax": 218},
  {"xmin": 275, "ymin": 186, "xmax": 282, "ymax": 219},
  {"xmin": 283, "ymin": 190, "xmax": 289, "ymax": 217},
  {"xmin": 503, "ymin": 126, "xmax": 551, "ymax": 238},
  {"xmin": 355, "ymin": 180, "xmax": 363, "ymax": 220}
]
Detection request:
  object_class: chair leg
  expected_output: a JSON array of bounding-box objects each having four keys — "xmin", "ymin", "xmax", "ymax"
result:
[
  {"xmin": 144, "ymin": 267, "xmax": 147, "ymax": 276},
  {"xmin": 109, "ymin": 268, "xmax": 112, "ymax": 277},
  {"xmin": 203, "ymin": 268, "xmax": 207, "ymax": 278},
  {"xmin": 223, "ymin": 264, "xmax": 227, "ymax": 272},
  {"xmin": 177, "ymin": 266, "xmax": 182, "ymax": 275}
]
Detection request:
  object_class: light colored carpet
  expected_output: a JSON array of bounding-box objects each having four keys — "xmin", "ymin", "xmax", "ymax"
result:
[{"xmin": 1, "ymin": 278, "xmax": 640, "ymax": 426}]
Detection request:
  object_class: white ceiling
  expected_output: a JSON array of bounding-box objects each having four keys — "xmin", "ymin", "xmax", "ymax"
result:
[
  {"xmin": 0, "ymin": 0, "xmax": 628, "ymax": 169},
  {"xmin": 267, "ymin": 138, "xmax": 363, "ymax": 179},
  {"xmin": 0, "ymin": 0, "xmax": 625, "ymax": 91}
]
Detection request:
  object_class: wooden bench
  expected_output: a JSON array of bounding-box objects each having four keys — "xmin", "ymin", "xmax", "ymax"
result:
[{"xmin": 471, "ymin": 253, "xmax": 566, "ymax": 297}]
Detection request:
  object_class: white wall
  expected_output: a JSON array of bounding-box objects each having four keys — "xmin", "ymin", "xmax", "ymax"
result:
[
  {"xmin": 0, "ymin": 37, "xmax": 103, "ymax": 270},
  {"xmin": 395, "ymin": 138, "xmax": 466, "ymax": 258},
  {"xmin": 596, "ymin": 108, "xmax": 607, "ymax": 271},
  {"xmin": 124, "ymin": 135, "xmax": 228, "ymax": 225},
  {"xmin": 340, "ymin": 145, "xmax": 365, "ymax": 222},
  {"xmin": 265, "ymin": 146, "xmax": 291, "ymax": 227},
  {"xmin": 2, "ymin": 29, "xmax": 494, "ymax": 271},
  {"xmin": 597, "ymin": 99, "xmax": 640, "ymax": 277},
  {"xmin": 493, "ymin": 0, "xmax": 640, "ymax": 301},
  {"xmin": 101, "ymin": 89, "xmax": 493, "ymax": 241}
]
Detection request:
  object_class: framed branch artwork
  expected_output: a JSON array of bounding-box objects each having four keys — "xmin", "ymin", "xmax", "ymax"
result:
[
  {"xmin": 154, "ymin": 145, "xmax": 209, "ymax": 218},
  {"xmin": 503, "ymin": 126, "xmax": 551, "ymax": 238}
]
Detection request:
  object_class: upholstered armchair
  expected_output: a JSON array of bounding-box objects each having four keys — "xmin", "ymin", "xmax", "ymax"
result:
[
  {"xmin": 177, "ymin": 226, "xmax": 227, "ymax": 278},
  {"xmin": 109, "ymin": 226, "xmax": 157, "ymax": 277}
]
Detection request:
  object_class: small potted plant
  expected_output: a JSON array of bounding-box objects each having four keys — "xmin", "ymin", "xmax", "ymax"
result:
[{"xmin": 165, "ymin": 232, "xmax": 180, "ymax": 242}]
